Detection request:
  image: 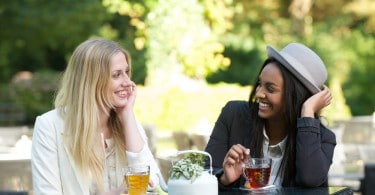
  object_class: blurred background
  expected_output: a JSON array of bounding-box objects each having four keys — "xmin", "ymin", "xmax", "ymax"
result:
[{"xmin": 0, "ymin": 0, "xmax": 374, "ymax": 194}]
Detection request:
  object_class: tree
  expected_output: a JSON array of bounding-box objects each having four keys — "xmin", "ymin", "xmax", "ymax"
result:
[
  {"xmin": 0, "ymin": 0, "xmax": 110, "ymax": 82},
  {"xmin": 103, "ymin": 0, "xmax": 233, "ymax": 85}
]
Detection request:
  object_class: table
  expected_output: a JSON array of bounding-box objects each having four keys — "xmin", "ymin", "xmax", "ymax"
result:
[{"xmin": 218, "ymin": 186, "xmax": 353, "ymax": 195}]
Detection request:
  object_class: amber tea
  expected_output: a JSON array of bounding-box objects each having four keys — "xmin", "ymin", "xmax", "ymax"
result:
[
  {"xmin": 124, "ymin": 165, "xmax": 150, "ymax": 195},
  {"xmin": 243, "ymin": 158, "xmax": 272, "ymax": 188},
  {"xmin": 244, "ymin": 166, "xmax": 271, "ymax": 188},
  {"xmin": 125, "ymin": 173, "xmax": 150, "ymax": 195}
]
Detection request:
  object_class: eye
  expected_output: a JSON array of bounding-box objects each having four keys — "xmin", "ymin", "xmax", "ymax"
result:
[
  {"xmin": 125, "ymin": 68, "xmax": 130, "ymax": 75},
  {"xmin": 266, "ymin": 84, "xmax": 275, "ymax": 93},
  {"xmin": 112, "ymin": 71, "xmax": 121, "ymax": 78}
]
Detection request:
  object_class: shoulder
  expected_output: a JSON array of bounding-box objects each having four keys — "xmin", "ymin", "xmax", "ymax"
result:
[
  {"xmin": 37, "ymin": 109, "xmax": 60, "ymax": 120},
  {"xmin": 34, "ymin": 109, "xmax": 64, "ymax": 134},
  {"xmin": 222, "ymin": 100, "xmax": 249, "ymax": 113},
  {"xmin": 219, "ymin": 100, "xmax": 251, "ymax": 123}
]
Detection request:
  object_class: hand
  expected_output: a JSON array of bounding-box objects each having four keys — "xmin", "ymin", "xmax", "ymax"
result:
[
  {"xmin": 220, "ymin": 144, "xmax": 250, "ymax": 186},
  {"xmin": 114, "ymin": 81, "xmax": 144, "ymax": 152},
  {"xmin": 301, "ymin": 85, "xmax": 332, "ymax": 117},
  {"xmin": 115, "ymin": 81, "xmax": 137, "ymax": 117},
  {"xmin": 123, "ymin": 81, "xmax": 137, "ymax": 111},
  {"xmin": 149, "ymin": 179, "xmax": 155, "ymax": 188}
]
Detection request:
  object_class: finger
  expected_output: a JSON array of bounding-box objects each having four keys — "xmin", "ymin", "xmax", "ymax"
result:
[
  {"xmin": 228, "ymin": 144, "xmax": 250, "ymax": 162},
  {"xmin": 325, "ymin": 92, "xmax": 332, "ymax": 105},
  {"xmin": 225, "ymin": 156, "xmax": 238, "ymax": 166},
  {"xmin": 234, "ymin": 144, "xmax": 250, "ymax": 158},
  {"xmin": 149, "ymin": 179, "xmax": 154, "ymax": 187}
]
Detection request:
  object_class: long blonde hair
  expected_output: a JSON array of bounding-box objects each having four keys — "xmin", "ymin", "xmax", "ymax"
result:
[{"xmin": 54, "ymin": 38, "xmax": 131, "ymax": 190}]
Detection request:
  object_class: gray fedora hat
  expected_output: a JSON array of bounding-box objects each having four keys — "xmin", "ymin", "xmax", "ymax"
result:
[{"xmin": 267, "ymin": 43, "xmax": 327, "ymax": 94}]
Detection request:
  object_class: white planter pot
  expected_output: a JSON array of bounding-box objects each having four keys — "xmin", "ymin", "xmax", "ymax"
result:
[{"xmin": 168, "ymin": 171, "xmax": 218, "ymax": 195}]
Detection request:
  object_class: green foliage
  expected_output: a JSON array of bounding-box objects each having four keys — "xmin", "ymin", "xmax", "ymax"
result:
[
  {"xmin": 185, "ymin": 153, "xmax": 207, "ymax": 167},
  {"xmin": 0, "ymin": 0, "xmax": 374, "ymax": 121},
  {"xmin": 342, "ymin": 30, "xmax": 375, "ymax": 115},
  {"xmin": 0, "ymin": 0, "xmax": 110, "ymax": 82},
  {"xmin": 207, "ymin": 47, "xmax": 263, "ymax": 85},
  {"xmin": 0, "ymin": 83, "xmax": 25, "ymax": 126},
  {"xmin": 170, "ymin": 153, "xmax": 206, "ymax": 182},
  {"xmin": 10, "ymin": 70, "xmax": 60, "ymax": 125},
  {"xmin": 145, "ymin": 0, "xmax": 230, "ymax": 84},
  {"xmin": 322, "ymin": 78, "xmax": 352, "ymax": 123}
]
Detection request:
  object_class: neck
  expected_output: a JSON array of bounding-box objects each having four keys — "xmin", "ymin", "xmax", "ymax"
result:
[{"xmin": 265, "ymin": 120, "xmax": 287, "ymax": 145}]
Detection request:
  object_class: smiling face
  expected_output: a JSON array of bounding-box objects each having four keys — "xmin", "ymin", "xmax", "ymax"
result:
[
  {"xmin": 109, "ymin": 52, "xmax": 133, "ymax": 108},
  {"xmin": 255, "ymin": 62, "xmax": 285, "ymax": 120}
]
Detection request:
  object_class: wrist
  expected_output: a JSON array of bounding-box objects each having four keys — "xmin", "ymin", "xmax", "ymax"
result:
[
  {"xmin": 219, "ymin": 173, "xmax": 231, "ymax": 186},
  {"xmin": 301, "ymin": 105, "xmax": 314, "ymax": 117}
]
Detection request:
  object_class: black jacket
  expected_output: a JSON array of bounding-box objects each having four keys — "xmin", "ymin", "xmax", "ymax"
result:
[{"xmin": 205, "ymin": 101, "xmax": 336, "ymax": 189}]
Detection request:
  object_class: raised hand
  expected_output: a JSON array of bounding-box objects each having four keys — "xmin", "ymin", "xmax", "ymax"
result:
[
  {"xmin": 301, "ymin": 85, "xmax": 332, "ymax": 117},
  {"xmin": 220, "ymin": 144, "xmax": 250, "ymax": 186}
]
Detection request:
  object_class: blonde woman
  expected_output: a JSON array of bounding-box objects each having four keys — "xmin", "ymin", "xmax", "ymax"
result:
[{"xmin": 31, "ymin": 38, "xmax": 160, "ymax": 194}]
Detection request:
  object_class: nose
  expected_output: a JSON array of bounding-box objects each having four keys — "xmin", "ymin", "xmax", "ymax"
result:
[
  {"xmin": 255, "ymin": 86, "xmax": 266, "ymax": 99},
  {"xmin": 121, "ymin": 74, "xmax": 132, "ymax": 86}
]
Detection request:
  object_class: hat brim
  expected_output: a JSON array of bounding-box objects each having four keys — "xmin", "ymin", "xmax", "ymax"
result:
[{"xmin": 266, "ymin": 45, "xmax": 321, "ymax": 94}]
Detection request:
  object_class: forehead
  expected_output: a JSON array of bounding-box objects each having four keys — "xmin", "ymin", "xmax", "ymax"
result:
[
  {"xmin": 110, "ymin": 52, "xmax": 128, "ymax": 70},
  {"xmin": 259, "ymin": 63, "xmax": 284, "ymax": 85}
]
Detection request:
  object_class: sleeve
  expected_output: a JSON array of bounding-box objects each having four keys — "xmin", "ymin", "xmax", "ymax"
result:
[
  {"xmin": 204, "ymin": 101, "xmax": 242, "ymax": 189},
  {"xmin": 31, "ymin": 115, "xmax": 63, "ymax": 194},
  {"xmin": 126, "ymin": 123, "xmax": 161, "ymax": 190},
  {"xmin": 205, "ymin": 102, "xmax": 231, "ymax": 172},
  {"xmin": 295, "ymin": 117, "xmax": 337, "ymax": 187}
]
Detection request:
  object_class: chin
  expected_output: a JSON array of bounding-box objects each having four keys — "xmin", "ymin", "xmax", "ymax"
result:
[
  {"xmin": 113, "ymin": 101, "xmax": 128, "ymax": 108},
  {"xmin": 258, "ymin": 111, "xmax": 271, "ymax": 119},
  {"xmin": 258, "ymin": 112, "xmax": 266, "ymax": 119}
]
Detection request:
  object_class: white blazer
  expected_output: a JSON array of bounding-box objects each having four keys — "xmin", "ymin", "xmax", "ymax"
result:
[{"xmin": 31, "ymin": 109, "xmax": 160, "ymax": 195}]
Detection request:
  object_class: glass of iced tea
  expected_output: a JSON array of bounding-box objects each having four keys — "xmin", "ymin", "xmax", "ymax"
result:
[
  {"xmin": 243, "ymin": 158, "xmax": 272, "ymax": 189},
  {"xmin": 124, "ymin": 165, "xmax": 150, "ymax": 195}
]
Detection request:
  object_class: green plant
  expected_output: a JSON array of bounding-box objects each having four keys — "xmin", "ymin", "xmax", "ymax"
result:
[
  {"xmin": 10, "ymin": 70, "xmax": 60, "ymax": 125},
  {"xmin": 169, "ymin": 153, "xmax": 207, "ymax": 183}
]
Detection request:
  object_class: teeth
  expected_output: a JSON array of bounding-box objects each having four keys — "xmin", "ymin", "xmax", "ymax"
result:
[
  {"xmin": 117, "ymin": 90, "xmax": 126, "ymax": 96},
  {"xmin": 259, "ymin": 102, "xmax": 270, "ymax": 107}
]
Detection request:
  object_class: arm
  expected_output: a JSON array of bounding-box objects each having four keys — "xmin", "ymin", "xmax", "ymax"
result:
[
  {"xmin": 116, "ymin": 83, "xmax": 159, "ymax": 189},
  {"xmin": 126, "ymin": 123, "xmax": 161, "ymax": 190},
  {"xmin": 205, "ymin": 106, "xmax": 231, "ymax": 174},
  {"xmin": 118, "ymin": 83, "xmax": 145, "ymax": 152},
  {"xmin": 205, "ymin": 101, "xmax": 250, "ymax": 188},
  {"xmin": 31, "ymin": 115, "xmax": 63, "ymax": 194},
  {"xmin": 295, "ymin": 118, "xmax": 336, "ymax": 187},
  {"xmin": 296, "ymin": 86, "xmax": 336, "ymax": 186}
]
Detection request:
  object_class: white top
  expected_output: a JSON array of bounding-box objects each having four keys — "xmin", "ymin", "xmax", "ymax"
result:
[
  {"xmin": 262, "ymin": 128, "xmax": 287, "ymax": 186},
  {"xmin": 103, "ymin": 138, "xmax": 117, "ymax": 191},
  {"xmin": 31, "ymin": 109, "xmax": 160, "ymax": 195}
]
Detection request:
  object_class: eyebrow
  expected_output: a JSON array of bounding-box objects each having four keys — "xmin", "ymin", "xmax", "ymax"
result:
[
  {"xmin": 259, "ymin": 79, "xmax": 281, "ymax": 89},
  {"xmin": 111, "ymin": 66, "xmax": 129, "ymax": 72}
]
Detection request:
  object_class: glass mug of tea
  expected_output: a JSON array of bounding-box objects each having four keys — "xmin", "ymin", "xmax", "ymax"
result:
[
  {"xmin": 243, "ymin": 157, "xmax": 272, "ymax": 188},
  {"xmin": 123, "ymin": 165, "xmax": 150, "ymax": 195}
]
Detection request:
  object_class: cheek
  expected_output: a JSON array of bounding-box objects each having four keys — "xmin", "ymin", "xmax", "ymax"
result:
[
  {"xmin": 109, "ymin": 80, "xmax": 120, "ymax": 90},
  {"xmin": 276, "ymin": 97, "xmax": 285, "ymax": 110},
  {"xmin": 271, "ymin": 95, "xmax": 284, "ymax": 109}
]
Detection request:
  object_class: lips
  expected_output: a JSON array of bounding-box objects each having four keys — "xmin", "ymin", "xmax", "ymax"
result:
[
  {"xmin": 115, "ymin": 90, "xmax": 128, "ymax": 98},
  {"xmin": 258, "ymin": 102, "xmax": 271, "ymax": 110}
]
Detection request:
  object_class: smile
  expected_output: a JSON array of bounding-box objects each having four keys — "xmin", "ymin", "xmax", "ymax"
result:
[
  {"xmin": 116, "ymin": 90, "xmax": 127, "ymax": 98},
  {"xmin": 259, "ymin": 102, "xmax": 270, "ymax": 107}
]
